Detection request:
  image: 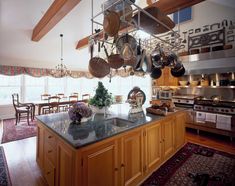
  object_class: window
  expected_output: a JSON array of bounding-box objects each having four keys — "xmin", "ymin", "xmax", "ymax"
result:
[
  {"xmin": 173, "ymin": 7, "xmax": 192, "ymax": 24},
  {"xmin": 0, "ymin": 75, "xmax": 22, "ymax": 104},
  {"xmin": 48, "ymin": 77, "xmax": 66, "ymax": 96},
  {"xmin": 24, "ymin": 75, "xmax": 46, "ymax": 102},
  {"xmin": 0, "ymin": 74, "xmax": 151, "ymax": 106}
]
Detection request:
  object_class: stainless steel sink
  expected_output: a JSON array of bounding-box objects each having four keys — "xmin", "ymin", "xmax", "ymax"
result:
[{"xmin": 104, "ymin": 118, "xmax": 134, "ymax": 128}]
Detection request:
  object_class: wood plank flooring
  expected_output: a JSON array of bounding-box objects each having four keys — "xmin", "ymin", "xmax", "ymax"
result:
[{"xmin": 0, "ymin": 129, "xmax": 234, "ymax": 186}]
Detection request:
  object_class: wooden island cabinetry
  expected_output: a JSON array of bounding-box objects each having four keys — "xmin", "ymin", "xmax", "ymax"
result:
[{"xmin": 36, "ymin": 111, "xmax": 186, "ymax": 186}]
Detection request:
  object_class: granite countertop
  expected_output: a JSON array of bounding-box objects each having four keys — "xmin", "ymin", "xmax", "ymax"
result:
[{"xmin": 36, "ymin": 104, "xmax": 185, "ymax": 149}]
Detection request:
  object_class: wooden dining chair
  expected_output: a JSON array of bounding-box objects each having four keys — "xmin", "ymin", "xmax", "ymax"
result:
[
  {"xmin": 41, "ymin": 93, "xmax": 51, "ymax": 100},
  {"xmin": 43, "ymin": 96, "xmax": 60, "ymax": 114},
  {"xmin": 71, "ymin": 92, "xmax": 79, "ymax": 98},
  {"xmin": 82, "ymin": 94, "xmax": 90, "ymax": 100},
  {"xmin": 12, "ymin": 93, "xmax": 35, "ymax": 125},
  {"xmin": 57, "ymin": 93, "xmax": 65, "ymax": 99}
]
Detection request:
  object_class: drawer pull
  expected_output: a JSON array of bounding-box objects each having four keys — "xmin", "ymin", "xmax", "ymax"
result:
[
  {"xmin": 114, "ymin": 168, "xmax": 118, "ymax": 171},
  {"xmin": 48, "ymin": 150, "xmax": 52, "ymax": 153},
  {"xmin": 121, "ymin": 164, "xmax": 125, "ymax": 168},
  {"xmin": 47, "ymin": 171, "xmax": 51, "ymax": 175},
  {"xmin": 48, "ymin": 136, "xmax": 53, "ymax": 139}
]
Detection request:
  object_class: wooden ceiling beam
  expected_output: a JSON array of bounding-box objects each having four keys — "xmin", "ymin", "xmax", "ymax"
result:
[
  {"xmin": 76, "ymin": 0, "xmax": 205, "ymax": 49},
  {"xmin": 32, "ymin": 0, "xmax": 81, "ymax": 42},
  {"xmin": 148, "ymin": 0, "xmax": 205, "ymax": 14}
]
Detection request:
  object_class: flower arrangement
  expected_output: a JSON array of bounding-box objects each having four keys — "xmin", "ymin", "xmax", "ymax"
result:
[
  {"xmin": 68, "ymin": 102, "xmax": 92, "ymax": 124},
  {"xmin": 89, "ymin": 81, "xmax": 113, "ymax": 109}
]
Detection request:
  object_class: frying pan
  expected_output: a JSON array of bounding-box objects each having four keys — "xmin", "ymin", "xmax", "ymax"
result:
[
  {"xmin": 151, "ymin": 67, "xmax": 162, "ymax": 79},
  {"xmin": 170, "ymin": 64, "xmax": 185, "ymax": 77}
]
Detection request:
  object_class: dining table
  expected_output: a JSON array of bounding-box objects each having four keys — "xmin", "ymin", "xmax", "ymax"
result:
[{"xmin": 34, "ymin": 98, "xmax": 87, "ymax": 115}]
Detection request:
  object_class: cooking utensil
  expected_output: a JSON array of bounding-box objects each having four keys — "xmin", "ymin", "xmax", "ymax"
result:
[
  {"xmin": 89, "ymin": 43, "xmax": 110, "ymax": 78},
  {"xmin": 212, "ymin": 45, "xmax": 223, "ymax": 51},
  {"xmin": 133, "ymin": 7, "xmax": 175, "ymax": 35},
  {"xmin": 103, "ymin": 10, "xmax": 120, "ymax": 37},
  {"xmin": 223, "ymin": 44, "xmax": 233, "ymax": 50},
  {"xmin": 89, "ymin": 57, "xmax": 110, "ymax": 78},
  {"xmin": 103, "ymin": 45, "xmax": 124, "ymax": 69},
  {"xmin": 151, "ymin": 67, "xmax": 162, "ymax": 79},
  {"xmin": 170, "ymin": 64, "xmax": 185, "ymax": 77},
  {"xmin": 116, "ymin": 34, "xmax": 137, "ymax": 59},
  {"xmin": 182, "ymin": 31, "xmax": 187, "ymax": 43},
  {"xmin": 151, "ymin": 47, "xmax": 165, "ymax": 68},
  {"xmin": 166, "ymin": 52, "xmax": 177, "ymax": 66},
  {"xmin": 211, "ymin": 95, "xmax": 221, "ymax": 105}
]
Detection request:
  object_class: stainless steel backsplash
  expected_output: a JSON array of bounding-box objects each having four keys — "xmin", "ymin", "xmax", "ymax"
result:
[{"xmin": 175, "ymin": 87, "xmax": 235, "ymax": 101}]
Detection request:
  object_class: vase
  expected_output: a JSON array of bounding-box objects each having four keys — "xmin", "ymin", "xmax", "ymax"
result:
[
  {"xmin": 70, "ymin": 117, "xmax": 91, "ymax": 125},
  {"xmin": 90, "ymin": 105, "xmax": 106, "ymax": 114}
]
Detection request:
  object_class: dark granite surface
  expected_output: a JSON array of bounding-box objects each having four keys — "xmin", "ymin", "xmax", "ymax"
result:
[{"xmin": 36, "ymin": 104, "xmax": 185, "ymax": 149}]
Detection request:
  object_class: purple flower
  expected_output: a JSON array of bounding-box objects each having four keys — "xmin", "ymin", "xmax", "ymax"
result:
[{"xmin": 68, "ymin": 102, "xmax": 92, "ymax": 122}]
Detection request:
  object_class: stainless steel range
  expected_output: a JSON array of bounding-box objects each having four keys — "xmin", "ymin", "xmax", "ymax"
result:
[
  {"xmin": 172, "ymin": 95, "xmax": 199, "ymax": 108},
  {"xmin": 194, "ymin": 99, "xmax": 235, "ymax": 115},
  {"xmin": 173, "ymin": 95, "xmax": 235, "ymax": 140}
]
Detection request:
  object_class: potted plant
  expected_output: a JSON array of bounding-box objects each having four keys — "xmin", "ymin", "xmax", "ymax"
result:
[{"xmin": 89, "ymin": 81, "xmax": 113, "ymax": 113}]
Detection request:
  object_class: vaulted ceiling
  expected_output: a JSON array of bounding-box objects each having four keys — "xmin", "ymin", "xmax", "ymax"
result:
[{"xmin": 0, "ymin": 0, "xmax": 234, "ymax": 71}]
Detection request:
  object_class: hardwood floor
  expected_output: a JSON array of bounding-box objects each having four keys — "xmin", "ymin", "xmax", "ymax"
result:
[
  {"xmin": 1, "ymin": 137, "xmax": 47, "ymax": 186},
  {"xmin": 0, "ymin": 129, "xmax": 234, "ymax": 186},
  {"xmin": 186, "ymin": 128, "xmax": 235, "ymax": 154}
]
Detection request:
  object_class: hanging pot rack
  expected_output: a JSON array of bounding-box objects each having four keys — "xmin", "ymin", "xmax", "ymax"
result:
[
  {"xmin": 90, "ymin": 0, "xmax": 180, "ymax": 52},
  {"xmin": 88, "ymin": 0, "xmax": 186, "ymax": 79}
]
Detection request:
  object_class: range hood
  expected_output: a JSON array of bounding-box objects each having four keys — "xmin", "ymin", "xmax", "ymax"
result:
[{"xmin": 179, "ymin": 48, "xmax": 235, "ymax": 75}]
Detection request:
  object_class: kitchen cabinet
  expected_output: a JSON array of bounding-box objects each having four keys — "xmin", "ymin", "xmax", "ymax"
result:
[
  {"xmin": 174, "ymin": 112, "xmax": 186, "ymax": 150},
  {"xmin": 81, "ymin": 141, "xmax": 118, "ymax": 186},
  {"xmin": 154, "ymin": 67, "xmax": 178, "ymax": 86},
  {"xmin": 37, "ymin": 111, "xmax": 186, "ymax": 186},
  {"xmin": 144, "ymin": 122, "xmax": 162, "ymax": 173},
  {"xmin": 121, "ymin": 129, "xmax": 143, "ymax": 186},
  {"xmin": 57, "ymin": 141, "xmax": 75, "ymax": 186},
  {"xmin": 36, "ymin": 124, "xmax": 44, "ymax": 170},
  {"xmin": 162, "ymin": 117, "xmax": 175, "ymax": 160}
]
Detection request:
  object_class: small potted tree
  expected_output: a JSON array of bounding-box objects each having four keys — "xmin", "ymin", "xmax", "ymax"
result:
[{"xmin": 89, "ymin": 81, "xmax": 113, "ymax": 113}]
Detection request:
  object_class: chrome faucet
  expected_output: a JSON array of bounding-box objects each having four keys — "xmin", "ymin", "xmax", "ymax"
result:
[{"xmin": 104, "ymin": 98, "xmax": 111, "ymax": 118}]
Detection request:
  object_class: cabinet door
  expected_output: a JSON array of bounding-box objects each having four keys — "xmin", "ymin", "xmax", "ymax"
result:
[
  {"xmin": 145, "ymin": 122, "xmax": 162, "ymax": 172},
  {"xmin": 82, "ymin": 141, "xmax": 118, "ymax": 186},
  {"xmin": 57, "ymin": 141, "xmax": 74, "ymax": 186},
  {"xmin": 162, "ymin": 117, "xmax": 174, "ymax": 160},
  {"xmin": 121, "ymin": 129, "xmax": 143, "ymax": 186},
  {"xmin": 36, "ymin": 123, "xmax": 44, "ymax": 170},
  {"xmin": 175, "ymin": 113, "xmax": 186, "ymax": 150}
]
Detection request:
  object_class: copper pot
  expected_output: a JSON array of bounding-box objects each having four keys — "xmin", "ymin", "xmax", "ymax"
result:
[{"xmin": 103, "ymin": 11, "xmax": 120, "ymax": 37}]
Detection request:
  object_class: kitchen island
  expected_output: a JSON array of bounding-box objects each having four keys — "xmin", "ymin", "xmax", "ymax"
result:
[{"xmin": 36, "ymin": 104, "xmax": 186, "ymax": 186}]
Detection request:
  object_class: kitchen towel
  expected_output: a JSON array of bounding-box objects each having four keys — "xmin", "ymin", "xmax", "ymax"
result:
[
  {"xmin": 205, "ymin": 113, "xmax": 217, "ymax": 123},
  {"xmin": 196, "ymin": 112, "xmax": 206, "ymax": 123},
  {"xmin": 216, "ymin": 114, "xmax": 232, "ymax": 131}
]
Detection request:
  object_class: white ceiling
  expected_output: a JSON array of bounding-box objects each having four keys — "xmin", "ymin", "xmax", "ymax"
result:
[{"xmin": 0, "ymin": 0, "xmax": 234, "ymax": 71}]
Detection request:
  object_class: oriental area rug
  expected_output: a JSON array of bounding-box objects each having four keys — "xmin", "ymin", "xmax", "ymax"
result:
[
  {"xmin": 1, "ymin": 119, "xmax": 37, "ymax": 143},
  {"xmin": 0, "ymin": 146, "xmax": 12, "ymax": 186},
  {"xmin": 142, "ymin": 142, "xmax": 235, "ymax": 186}
]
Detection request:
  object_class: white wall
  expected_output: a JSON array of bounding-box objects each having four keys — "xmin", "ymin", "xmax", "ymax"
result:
[{"xmin": 175, "ymin": 1, "xmax": 235, "ymax": 51}]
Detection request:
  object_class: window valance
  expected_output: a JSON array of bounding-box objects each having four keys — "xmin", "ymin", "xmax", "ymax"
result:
[{"xmin": 0, "ymin": 65, "xmax": 145, "ymax": 78}]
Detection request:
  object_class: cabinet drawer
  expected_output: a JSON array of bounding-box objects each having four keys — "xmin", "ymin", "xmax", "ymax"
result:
[
  {"xmin": 44, "ymin": 142, "xmax": 56, "ymax": 166},
  {"xmin": 44, "ymin": 129, "xmax": 56, "ymax": 146},
  {"xmin": 44, "ymin": 158, "xmax": 55, "ymax": 186}
]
